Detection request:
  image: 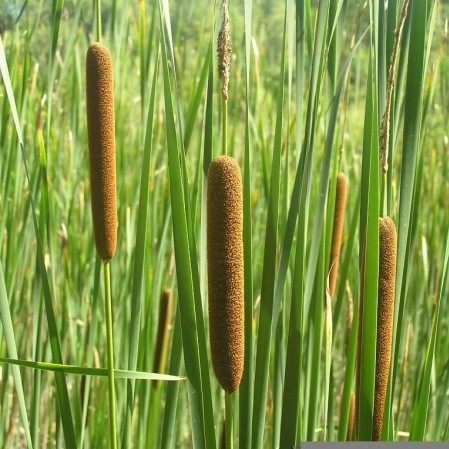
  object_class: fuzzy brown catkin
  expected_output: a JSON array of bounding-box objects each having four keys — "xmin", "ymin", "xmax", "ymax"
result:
[
  {"xmin": 152, "ymin": 288, "xmax": 174, "ymax": 379},
  {"xmin": 207, "ymin": 155, "xmax": 244, "ymax": 394},
  {"xmin": 86, "ymin": 42, "xmax": 117, "ymax": 260},
  {"xmin": 328, "ymin": 172, "xmax": 348, "ymax": 299},
  {"xmin": 373, "ymin": 216, "xmax": 397, "ymax": 440}
]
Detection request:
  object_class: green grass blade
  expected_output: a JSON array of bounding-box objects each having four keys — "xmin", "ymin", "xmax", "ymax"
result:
[
  {"xmin": 386, "ymin": 0, "xmax": 429, "ymax": 435},
  {"xmin": 159, "ymin": 10, "xmax": 210, "ymax": 447},
  {"xmin": 357, "ymin": 54, "xmax": 380, "ymax": 440},
  {"xmin": 409, "ymin": 229, "xmax": 449, "ymax": 440},
  {"xmin": 306, "ymin": 238, "xmax": 326, "ymax": 441},
  {"xmin": 0, "ymin": 357, "xmax": 184, "ymax": 381},
  {"xmin": 121, "ymin": 45, "xmax": 159, "ymax": 449},
  {"xmin": 278, "ymin": 32, "xmax": 363, "ymax": 447},
  {"xmin": 251, "ymin": 4, "xmax": 287, "ymax": 448},
  {"xmin": 183, "ymin": 46, "xmax": 211, "ymax": 152},
  {"xmin": 161, "ymin": 310, "xmax": 183, "ymax": 449},
  {"xmin": 0, "ymin": 263, "xmax": 33, "ymax": 448},
  {"xmin": 338, "ymin": 292, "xmax": 359, "ymax": 440},
  {"xmin": 46, "ymin": 0, "xmax": 64, "ymax": 140},
  {"xmin": 303, "ymin": 27, "xmax": 366, "ymax": 334},
  {"xmin": 239, "ymin": 0, "xmax": 254, "ymax": 446},
  {"xmin": 292, "ymin": 0, "xmax": 329, "ymax": 328},
  {"xmin": 159, "ymin": 4, "xmax": 217, "ymax": 447}
]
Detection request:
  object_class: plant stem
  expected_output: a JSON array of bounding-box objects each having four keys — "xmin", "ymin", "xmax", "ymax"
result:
[
  {"xmin": 222, "ymin": 97, "xmax": 228, "ymax": 155},
  {"xmin": 96, "ymin": 0, "xmax": 102, "ymax": 43},
  {"xmin": 225, "ymin": 392, "xmax": 233, "ymax": 449},
  {"xmin": 381, "ymin": 172, "xmax": 387, "ymax": 216},
  {"xmin": 104, "ymin": 260, "xmax": 117, "ymax": 449}
]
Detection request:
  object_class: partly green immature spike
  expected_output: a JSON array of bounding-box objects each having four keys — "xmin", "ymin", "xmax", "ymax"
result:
[
  {"xmin": 207, "ymin": 155, "xmax": 244, "ymax": 394},
  {"xmin": 86, "ymin": 42, "xmax": 117, "ymax": 260},
  {"xmin": 329, "ymin": 172, "xmax": 348, "ymax": 299},
  {"xmin": 373, "ymin": 216, "xmax": 397, "ymax": 440}
]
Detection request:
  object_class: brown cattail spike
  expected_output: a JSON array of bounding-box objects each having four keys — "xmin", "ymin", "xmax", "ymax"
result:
[
  {"xmin": 328, "ymin": 172, "xmax": 348, "ymax": 299},
  {"xmin": 373, "ymin": 216, "xmax": 397, "ymax": 440},
  {"xmin": 207, "ymin": 155, "xmax": 244, "ymax": 394},
  {"xmin": 86, "ymin": 42, "xmax": 117, "ymax": 260},
  {"xmin": 347, "ymin": 391, "xmax": 355, "ymax": 441},
  {"xmin": 152, "ymin": 288, "xmax": 174, "ymax": 381}
]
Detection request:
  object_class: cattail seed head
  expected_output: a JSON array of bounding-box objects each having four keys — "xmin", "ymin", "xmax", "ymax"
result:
[
  {"xmin": 207, "ymin": 155, "xmax": 244, "ymax": 394},
  {"xmin": 328, "ymin": 172, "xmax": 348, "ymax": 299},
  {"xmin": 86, "ymin": 42, "xmax": 117, "ymax": 260},
  {"xmin": 373, "ymin": 216, "xmax": 397, "ymax": 440},
  {"xmin": 152, "ymin": 288, "xmax": 174, "ymax": 381}
]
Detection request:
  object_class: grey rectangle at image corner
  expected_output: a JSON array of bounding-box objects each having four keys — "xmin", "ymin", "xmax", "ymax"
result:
[
  {"xmin": 294, "ymin": 441, "xmax": 449, "ymax": 449},
  {"xmin": 298, "ymin": 444, "xmax": 449, "ymax": 449}
]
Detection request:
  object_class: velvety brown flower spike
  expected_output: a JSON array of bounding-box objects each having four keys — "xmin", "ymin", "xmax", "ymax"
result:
[
  {"xmin": 207, "ymin": 155, "xmax": 244, "ymax": 394},
  {"xmin": 373, "ymin": 216, "xmax": 397, "ymax": 440},
  {"xmin": 86, "ymin": 42, "xmax": 117, "ymax": 260}
]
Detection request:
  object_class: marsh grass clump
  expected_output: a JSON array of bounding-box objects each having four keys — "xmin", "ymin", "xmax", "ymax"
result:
[
  {"xmin": 86, "ymin": 42, "xmax": 117, "ymax": 260},
  {"xmin": 207, "ymin": 155, "xmax": 244, "ymax": 394},
  {"xmin": 373, "ymin": 216, "xmax": 397, "ymax": 440}
]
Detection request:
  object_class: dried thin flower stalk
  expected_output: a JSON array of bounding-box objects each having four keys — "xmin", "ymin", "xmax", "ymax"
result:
[
  {"xmin": 380, "ymin": 0, "xmax": 409, "ymax": 173},
  {"xmin": 217, "ymin": 0, "xmax": 231, "ymax": 101}
]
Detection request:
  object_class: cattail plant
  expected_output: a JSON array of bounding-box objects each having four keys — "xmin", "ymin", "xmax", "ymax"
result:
[
  {"xmin": 152, "ymin": 288, "xmax": 174, "ymax": 386},
  {"xmin": 328, "ymin": 172, "xmax": 347, "ymax": 299},
  {"xmin": 207, "ymin": 155, "xmax": 244, "ymax": 448},
  {"xmin": 370, "ymin": 2, "xmax": 404, "ymax": 439},
  {"xmin": 373, "ymin": 216, "xmax": 397, "ymax": 440},
  {"xmin": 86, "ymin": 41, "xmax": 118, "ymax": 449}
]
